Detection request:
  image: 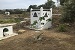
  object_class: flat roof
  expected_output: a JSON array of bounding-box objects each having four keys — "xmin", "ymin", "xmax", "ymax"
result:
[
  {"xmin": 0, "ymin": 23, "xmax": 16, "ymax": 27},
  {"xmin": 32, "ymin": 9, "xmax": 50, "ymax": 11}
]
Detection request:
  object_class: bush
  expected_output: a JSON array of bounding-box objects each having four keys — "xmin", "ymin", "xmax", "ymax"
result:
[
  {"xmin": 58, "ymin": 24, "xmax": 67, "ymax": 32},
  {"xmin": 61, "ymin": 0, "xmax": 75, "ymax": 23},
  {"xmin": 46, "ymin": 18, "xmax": 52, "ymax": 22},
  {"xmin": 39, "ymin": 17, "xmax": 45, "ymax": 21},
  {"xmin": 32, "ymin": 20, "xmax": 38, "ymax": 25}
]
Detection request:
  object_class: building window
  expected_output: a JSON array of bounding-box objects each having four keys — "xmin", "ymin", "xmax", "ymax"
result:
[
  {"xmin": 33, "ymin": 12, "xmax": 38, "ymax": 17},
  {"xmin": 44, "ymin": 13, "xmax": 48, "ymax": 17}
]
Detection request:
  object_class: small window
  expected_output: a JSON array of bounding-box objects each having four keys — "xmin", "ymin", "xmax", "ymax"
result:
[
  {"xmin": 33, "ymin": 12, "xmax": 38, "ymax": 17},
  {"xmin": 44, "ymin": 13, "xmax": 48, "ymax": 17}
]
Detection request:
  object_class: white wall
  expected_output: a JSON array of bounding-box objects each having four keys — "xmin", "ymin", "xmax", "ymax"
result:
[
  {"xmin": 0, "ymin": 28, "xmax": 3, "ymax": 37},
  {"xmin": 5, "ymin": 12, "xmax": 10, "ymax": 15},
  {"xmin": 0, "ymin": 26, "xmax": 13, "ymax": 37},
  {"xmin": 30, "ymin": 7, "xmax": 52, "ymax": 29},
  {"xmin": 31, "ymin": 11, "xmax": 40, "ymax": 24}
]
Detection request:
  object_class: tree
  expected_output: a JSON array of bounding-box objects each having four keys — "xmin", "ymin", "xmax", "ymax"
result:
[
  {"xmin": 44, "ymin": 0, "xmax": 55, "ymax": 8},
  {"xmin": 27, "ymin": 5, "xmax": 37, "ymax": 12},
  {"xmin": 38, "ymin": 4, "xmax": 45, "ymax": 9},
  {"xmin": 27, "ymin": 0, "xmax": 55, "ymax": 12},
  {"xmin": 61, "ymin": 0, "xmax": 75, "ymax": 23},
  {"xmin": 60, "ymin": 0, "xmax": 68, "ymax": 5}
]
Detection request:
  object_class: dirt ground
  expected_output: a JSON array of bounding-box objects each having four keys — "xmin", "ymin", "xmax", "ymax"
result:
[
  {"xmin": 0, "ymin": 13, "xmax": 75, "ymax": 50},
  {"xmin": 0, "ymin": 28, "xmax": 75, "ymax": 50}
]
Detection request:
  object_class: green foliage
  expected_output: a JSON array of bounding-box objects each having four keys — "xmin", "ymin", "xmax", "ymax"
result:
[
  {"xmin": 38, "ymin": 0, "xmax": 55, "ymax": 9},
  {"xmin": 60, "ymin": 0, "xmax": 68, "ymax": 5},
  {"xmin": 32, "ymin": 20, "xmax": 38, "ymax": 25},
  {"xmin": 58, "ymin": 24, "xmax": 66, "ymax": 32},
  {"xmin": 46, "ymin": 18, "xmax": 52, "ymax": 22},
  {"xmin": 42, "ymin": 17, "xmax": 45, "ymax": 20},
  {"xmin": 0, "ymin": 10, "xmax": 5, "ymax": 14},
  {"xmin": 44, "ymin": 0, "xmax": 55, "ymax": 8},
  {"xmin": 0, "ymin": 9, "xmax": 25, "ymax": 14},
  {"xmin": 39, "ymin": 17, "xmax": 42, "ymax": 21},
  {"xmin": 61, "ymin": 0, "xmax": 75, "ymax": 23},
  {"xmin": 0, "ymin": 19, "xmax": 21, "ymax": 24},
  {"xmin": 27, "ymin": 0, "xmax": 55, "ymax": 12},
  {"xmin": 14, "ymin": 18, "xmax": 21, "ymax": 23},
  {"xmin": 39, "ymin": 17, "xmax": 45, "ymax": 21},
  {"xmin": 22, "ymin": 12, "xmax": 29, "ymax": 18},
  {"xmin": 3, "ymin": 28, "xmax": 9, "ymax": 32},
  {"xmin": 38, "ymin": 5, "xmax": 45, "ymax": 9},
  {"xmin": 31, "ymin": 20, "xmax": 38, "ymax": 28},
  {"xmin": 27, "ymin": 5, "xmax": 38, "ymax": 12}
]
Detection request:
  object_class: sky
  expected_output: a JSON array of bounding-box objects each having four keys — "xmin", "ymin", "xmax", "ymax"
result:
[{"xmin": 0, "ymin": 0, "xmax": 57, "ymax": 9}]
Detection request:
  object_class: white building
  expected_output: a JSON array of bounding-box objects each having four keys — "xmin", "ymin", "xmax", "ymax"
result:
[
  {"xmin": 5, "ymin": 12, "xmax": 10, "ymax": 15},
  {"xmin": 0, "ymin": 24, "xmax": 17, "ymax": 40},
  {"xmin": 30, "ymin": 7, "xmax": 52, "ymax": 30}
]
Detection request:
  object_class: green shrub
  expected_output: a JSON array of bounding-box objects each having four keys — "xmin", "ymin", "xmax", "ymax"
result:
[
  {"xmin": 58, "ymin": 24, "xmax": 67, "ymax": 32},
  {"xmin": 32, "ymin": 20, "xmax": 38, "ymax": 25},
  {"xmin": 39, "ymin": 17, "xmax": 45, "ymax": 21},
  {"xmin": 0, "ymin": 20, "xmax": 4, "ymax": 23},
  {"xmin": 46, "ymin": 18, "xmax": 52, "ymax": 22},
  {"xmin": 14, "ymin": 18, "xmax": 21, "ymax": 23},
  {"xmin": 0, "ymin": 19, "xmax": 21, "ymax": 24},
  {"xmin": 61, "ymin": 0, "xmax": 75, "ymax": 23}
]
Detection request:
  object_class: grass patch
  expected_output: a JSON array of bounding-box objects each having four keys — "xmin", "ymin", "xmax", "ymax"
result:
[{"xmin": 0, "ymin": 19, "xmax": 21, "ymax": 24}]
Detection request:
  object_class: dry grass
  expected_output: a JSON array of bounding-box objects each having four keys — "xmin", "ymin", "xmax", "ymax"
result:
[
  {"xmin": 0, "ymin": 12, "xmax": 75, "ymax": 50},
  {"xmin": 0, "ymin": 28, "xmax": 75, "ymax": 50}
]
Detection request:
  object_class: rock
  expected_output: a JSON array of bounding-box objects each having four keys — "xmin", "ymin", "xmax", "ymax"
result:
[{"xmin": 18, "ymin": 29, "xmax": 26, "ymax": 34}]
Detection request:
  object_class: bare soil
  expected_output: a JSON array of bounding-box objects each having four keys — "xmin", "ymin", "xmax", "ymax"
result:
[
  {"xmin": 0, "ymin": 28, "xmax": 75, "ymax": 50},
  {"xmin": 0, "ymin": 13, "xmax": 75, "ymax": 50}
]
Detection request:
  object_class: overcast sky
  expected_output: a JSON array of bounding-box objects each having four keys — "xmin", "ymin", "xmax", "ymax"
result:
[{"xmin": 0, "ymin": 0, "xmax": 57, "ymax": 9}]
